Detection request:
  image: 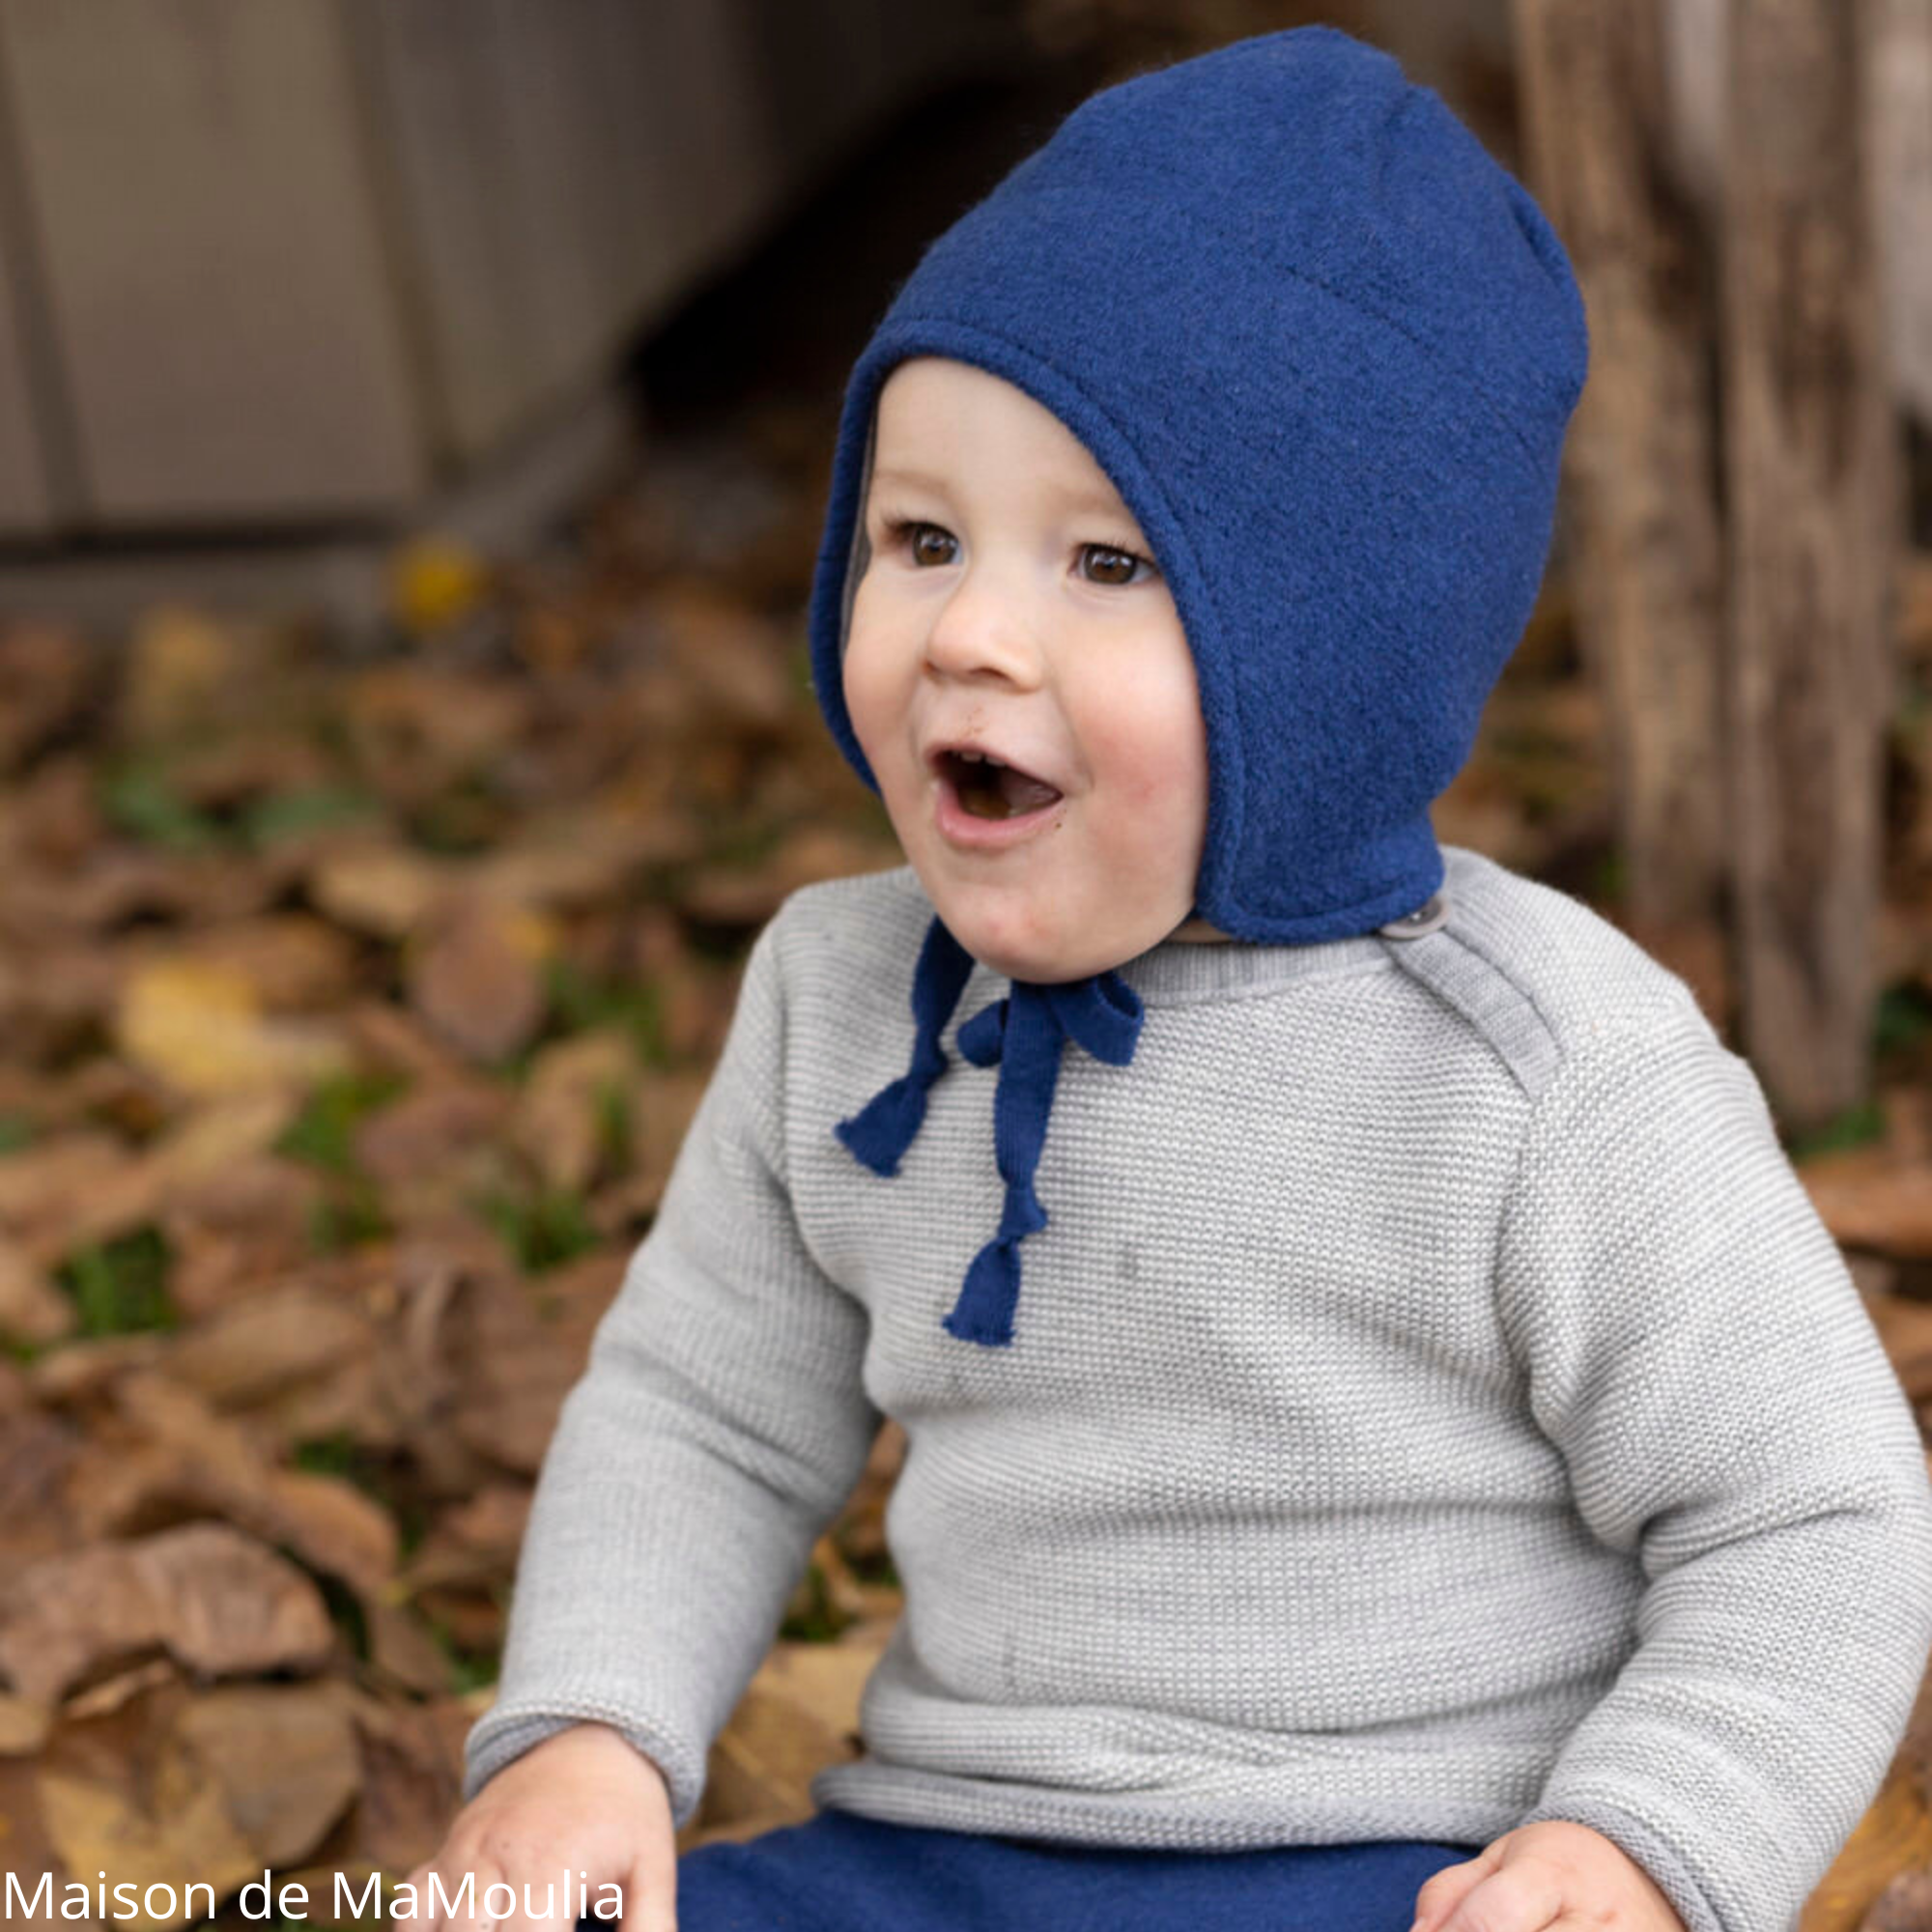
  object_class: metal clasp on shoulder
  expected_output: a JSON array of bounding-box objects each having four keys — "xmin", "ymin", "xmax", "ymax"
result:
[{"xmin": 1376, "ymin": 891, "xmax": 1450, "ymax": 939}]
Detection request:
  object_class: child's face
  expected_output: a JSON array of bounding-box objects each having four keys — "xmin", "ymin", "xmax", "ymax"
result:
[{"xmin": 842, "ymin": 357, "xmax": 1209, "ymax": 983}]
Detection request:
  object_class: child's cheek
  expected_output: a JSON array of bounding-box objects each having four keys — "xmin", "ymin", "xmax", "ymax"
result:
[{"xmin": 840, "ymin": 621, "xmax": 895, "ymax": 770}]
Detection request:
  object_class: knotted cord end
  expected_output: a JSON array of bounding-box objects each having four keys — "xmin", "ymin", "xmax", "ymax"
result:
[
  {"xmin": 942, "ymin": 1235, "xmax": 1023, "ymax": 1348},
  {"xmin": 834, "ymin": 1081, "xmax": 926, "ymax": 1177}
]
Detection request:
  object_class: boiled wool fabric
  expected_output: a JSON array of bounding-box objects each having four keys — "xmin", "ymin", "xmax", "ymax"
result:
[
  {"xmin": 465, "ymin": 849, "xmax": 1932, "ymax": 1932},
  {"xmin": 810, "ymin": 24, "xmax": 1589, "ymax": 1335},
  {"xmin": 807, "ymin": 24, "xmax": 1588, "ymax": 942}
]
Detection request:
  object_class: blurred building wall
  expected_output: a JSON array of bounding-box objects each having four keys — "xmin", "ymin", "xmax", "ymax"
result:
[{"xmin": 0, "ymin": 0, "xmax": 1000, "ymax": 542}]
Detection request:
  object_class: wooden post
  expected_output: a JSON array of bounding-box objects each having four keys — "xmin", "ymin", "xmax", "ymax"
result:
[
  {"xmin": 1511, "ymin": 0, "xmax": 1728, "ymax": 937},
  {"xmin": 1721, "ymin": 0, "xmax": 1897, "ymax": 1127}
]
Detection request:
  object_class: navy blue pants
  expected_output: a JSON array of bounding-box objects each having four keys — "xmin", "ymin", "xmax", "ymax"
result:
[{"xmin": 582, "ymin": 1807, "xmax": 1482, "ymax": 1930}]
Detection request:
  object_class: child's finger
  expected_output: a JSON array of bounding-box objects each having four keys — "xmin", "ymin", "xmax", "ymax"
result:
[
  {"xmin": 397, "ymin": 1856, "xmax": 505, "ymax": 1932},
  {"xmin": 1431, "ymin": 1860, "xmax": 1566, "ymax": 1932},
  {"xmin": 617, "ymin": 1852, "xmax": 677, "ymax": 1932},
  {"xmin": 446, "ymin": 1856, "xmax": 512, "ymax": 1932},
  {"xmin": 493, "ymin": 1856, "xmax": 592, "ymax": 1932},
  {"xmin": 1411, "ymin": 1843, "xmax": 1502, "ymax": 1932}
]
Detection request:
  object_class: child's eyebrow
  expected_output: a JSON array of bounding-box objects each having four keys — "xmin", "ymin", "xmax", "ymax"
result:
[
  {"xmin": 869, "ymin": 466, "xmax": 952, "ymax": 495},
  {"xmin": 870, "ymin": 466, "xmax": 1134, "ymax": 524}
]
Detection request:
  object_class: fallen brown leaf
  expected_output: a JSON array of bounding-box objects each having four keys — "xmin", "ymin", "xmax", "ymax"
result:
[
  {"xmin": 171, "ymin": 1681, "xmax": 362, "ymax": 1866},
  {"xmin": 0, "ymin": 1522, "xmax": 334, "ymax": 1704},
  {"xmin": 697, "ymin": 1623, "xmax": 891, "ymax": 1831},
  {"xmin": 163, "ymin": 1279, "xmax": 376, "ymax": 1412},
  {"xmin": 0, "ymin": 625, "xmax": 95, "ymax": 775},
  {"xmin": 0, "ymin": 1236, "xmax": 76, "ymax": 1345},
  {"xmin": 514, "ymin": 1029, "xmax": 638, "ymax": 1193},
  {"xmin": 116, "ymin": 957, "xmax": 349, "ymax": 1100},
  {"xmin": 70, "ymin": 1372, "xmax": 398, "ymax": 1600},
  {"xmin": 406, "ymin": 895, "xmax": 554, "ymax": 1064}
]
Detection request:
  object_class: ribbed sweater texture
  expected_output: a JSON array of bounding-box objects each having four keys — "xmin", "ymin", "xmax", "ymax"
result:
[{"xmin": 463, "ymin": 843, "xmax": 1932, "ymax": 1932}]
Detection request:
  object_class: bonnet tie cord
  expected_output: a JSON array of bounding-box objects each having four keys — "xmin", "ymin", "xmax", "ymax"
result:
[
  {"xmin": 833, "ymin": 914, "xmax": 977, "ymax": 1176},
  {"xmin": 836, "ymin": 913, "xmax": 1145, "ymax": 1349}
]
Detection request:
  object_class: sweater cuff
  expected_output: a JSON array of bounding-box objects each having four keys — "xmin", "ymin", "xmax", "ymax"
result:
[
  {"xmin": 462, "ymin": 1697, "xmax": 704, "ymax": 1831},
  {"xmin": 1513, "ymin": 1794, "xmax": 1719, "ymax": 1932}
]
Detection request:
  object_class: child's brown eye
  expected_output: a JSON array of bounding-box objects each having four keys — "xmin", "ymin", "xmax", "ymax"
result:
[
  {"xmin": 1080, "ymin": 543, "xmax": 1152, "ymax": 586},
  {"xmin": 908, "ymin": 524, "xmax": 957, "ymax": 566}
]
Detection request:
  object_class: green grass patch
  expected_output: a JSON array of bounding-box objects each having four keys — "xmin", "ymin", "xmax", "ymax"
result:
[
  {"xmin": 277, "ymin": 1068, "xmax": 410, "ymax": 1174},
  {"xmin": 53, "ymin": 1225, "xmax": 176, "ymax": 1337},
  {"xmin": 542, "ymin": 955, "xmax": 668, "ymax": 1067},
  {"xmin": 1588, "ymin": 847, "xmax": 1628, "ymax": 907},
  {"xmin": 1784, "ymin": 1097, "xmax": 1888, "ymax": 1162},
  {"xmin": 1874, "ymin": 979, "xmax": 1932, "ymax": 1060},
  {"xmin": 98, "ymin": 759, "xmax": 227, "ymax": 852},
  {"xmin": 242, "ymin": 784, "xmax": 384, "ymax": 848},
  {"xmin": 779, "ymin": 1560, "xmax": 844, "ymax": 1642},
  {"xmin": 305, "ymin": 1177, "xmax": 393, "ymax": 1255},
  {"xmin": 421, "ymin": 1611, "xmax": 501, "ymax": 1695},
  {"xmin": 478, "ymin": 1181, "xmax": 601, "ymax": 1274},
  {"xmin": 290, "ymin": 1432, "xmax": 429, "ymax": 1559},
  {"xmin": 593, "ymin": 1076, "xmax": 634, "ymax": 1174}
]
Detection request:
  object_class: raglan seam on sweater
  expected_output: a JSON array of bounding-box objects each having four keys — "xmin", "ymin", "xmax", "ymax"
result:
[
  {"xmin": 1418, "ymin": 910, "xmax": 1565, "ymax": 1097},
  {"xmin": 1373, "ymin": 926, "xmax": 1561, "ymax": 1102}
]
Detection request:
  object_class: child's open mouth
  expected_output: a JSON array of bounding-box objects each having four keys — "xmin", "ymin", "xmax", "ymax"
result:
[
  {"xmin": 940, "ymin": 749, "xmax": 1063, "ymax": 819},
  {"xmin": 932, "ymin": 749, "xmax": 1065, "ymax": 848}
]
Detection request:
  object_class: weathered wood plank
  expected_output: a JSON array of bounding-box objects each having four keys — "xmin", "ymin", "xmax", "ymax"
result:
[
  {"xmin": 0, "ymin": 0, "xmax": 425, "ymax": 523},
  {"xmin": 0, "ymin": 226, "xmax": 57, "ymax": 536},
  {"xmin": 1512, "ymin": 0, "xmax": 1728, "ymax": 933},
  {"xmin": 349, "ymin": 0, "xmax": 534, "ymax": 465},
  {"xmin": 1722, "ymin": 0, "xmax": 1896, "ymax": 1122}
]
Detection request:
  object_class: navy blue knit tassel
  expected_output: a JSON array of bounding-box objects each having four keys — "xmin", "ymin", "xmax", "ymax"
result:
[
  {"xmin": 945, "ymin": 985, "xmax": 1060, "ymax": 1345},
  {"xmin": 834, "ymin": 915, "xmax": 976, "ymax": 1177},
  {"xmin": 836, "ymin": 913, "xmax": 1145, "ymax": 1349}
]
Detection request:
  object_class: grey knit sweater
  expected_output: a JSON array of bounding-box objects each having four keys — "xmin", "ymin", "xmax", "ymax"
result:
[{"xmin": 463, "ymin": 842, "xmax": 1932, "ymax": 1932}]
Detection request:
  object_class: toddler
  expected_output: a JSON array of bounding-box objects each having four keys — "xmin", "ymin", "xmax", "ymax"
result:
[{"xmin": 416, "ymin": 27, "xmax": 1932, "ymax": 1932}]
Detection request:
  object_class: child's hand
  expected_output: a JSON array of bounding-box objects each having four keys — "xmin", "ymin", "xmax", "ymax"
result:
[
  {"xmin": 1411, "ymin": 1820, "xmax": 1688, "ymax": 1932},
  {"xmin": 397, "ymin": 1721, "xmax": 679, "ymax": 1932}
]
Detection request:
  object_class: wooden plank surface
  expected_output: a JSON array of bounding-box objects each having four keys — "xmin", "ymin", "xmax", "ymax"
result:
[
  {"xmin": 1723, "ymin": 0, "xmax": 1895, "ymax": 1123},
  {"xmin": 0, "ymin": 224, "xmax": 56, "ymax": 536},
  {"xmin": 1512, "ymin": 0, "xmax": 1727, "ymax": 932},
  {"xmin": 0, "ymin": 0, "xmax": 425, "ymax": 524},
  {"xmin": 351, "ymin": 0, "xmax": 537, "ymax": 463},
  {"xmin": 0, "ymin": 0, "xmax": 998, "ymax": 532}
]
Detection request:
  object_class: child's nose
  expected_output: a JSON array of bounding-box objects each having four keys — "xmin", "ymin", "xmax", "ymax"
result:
[{"xmin": 923, "ymin": 572, "xmax": 1045, "ymax": 689}]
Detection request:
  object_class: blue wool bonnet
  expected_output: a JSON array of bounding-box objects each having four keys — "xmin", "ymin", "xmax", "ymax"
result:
[{"xmin": 806, "ymin": 25, "xmax": 1589, "ymax": 1348}]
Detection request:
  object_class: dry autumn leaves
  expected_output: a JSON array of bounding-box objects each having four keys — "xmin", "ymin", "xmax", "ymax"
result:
[{"xmin": 1, "ymin": 400, "xmax": 1931, "ymax": 1931}]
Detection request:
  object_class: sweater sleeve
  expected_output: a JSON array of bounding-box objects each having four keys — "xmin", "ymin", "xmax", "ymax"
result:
[
  {"xmin": 1496, "ymin": 1006, "xmax": 1932, "ymax": 1932},
  {"xmin": 460, "ymin": 903, "xmax": 882, "ymax": 1829}
]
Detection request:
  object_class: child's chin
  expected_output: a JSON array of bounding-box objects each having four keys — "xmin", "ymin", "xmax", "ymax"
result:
[
  {"xmin": 954, "ymin": 919, "xmax": 1122, "ymax": 986},
  {"xmin": 929, "ymin": 903, "xmax": 1067, "ymax": 983}
]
